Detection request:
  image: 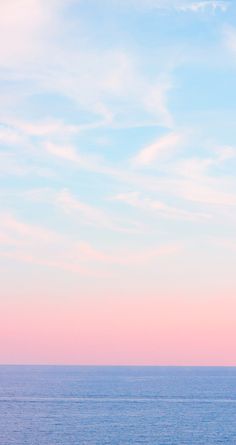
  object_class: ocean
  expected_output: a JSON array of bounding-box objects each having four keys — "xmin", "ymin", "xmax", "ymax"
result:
[{"xmin": 0, "ymin": 366, "xmax": 236, "ymax": 444}]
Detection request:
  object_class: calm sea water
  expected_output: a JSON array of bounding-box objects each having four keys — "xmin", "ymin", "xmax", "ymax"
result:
[{"xmin": 0, "ymin": 366, "xmax": 236, "ymax": 444}]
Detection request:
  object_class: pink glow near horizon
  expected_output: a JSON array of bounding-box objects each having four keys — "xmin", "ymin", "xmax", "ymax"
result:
[{"xmin": 1, "ymin": 293, "xmax": 235, "ymax": 365}]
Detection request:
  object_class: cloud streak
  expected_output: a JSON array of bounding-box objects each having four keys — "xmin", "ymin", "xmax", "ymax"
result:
[
  {"xmin": 113, "ymin": 192, "xmax": 211, "ymax": 221},
  {"xmin": 0, "ymin": 212, "xmax": 180, "ymax": 274},
  {"xmin": 108, "ymin": 0, "xmax": 229, "ymax": 12},
  {"xmin": 133, "ymin": 132, "xmax": 185, "ymax": 166}
]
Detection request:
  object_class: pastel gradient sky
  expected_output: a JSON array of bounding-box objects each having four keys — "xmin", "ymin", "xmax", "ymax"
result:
[{"xmin": 1, "ymin": 0, "xmax": 236, "ymax": 365}]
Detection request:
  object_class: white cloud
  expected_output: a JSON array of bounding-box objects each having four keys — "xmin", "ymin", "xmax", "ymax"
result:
[
  {"xmin": 37, "ymin": 49, "xmax": 173, "ymax": 128},
  {"xmin": 45, "ymin": 142, "xmax": 80, "ymax": 163},
  {"xmin": 108, "ymin": 0, "xmax": 229, "ymax": 12},
  {"xmin": 76, "ymin": 240, "xmax": 182, "ymax": 265},
  {"xmin": 175, "ymin": 181, "xmax": 236, "ymax": 206},
  {"xmin": 133, "ymin": 132, "xmax": 184, "ymax": 166},
  {"xmin": 0, "ymin": 0, "xmax": 174, "ymax": 129},
  {"xmin": 10, "ymin": 119, "xmax": 78, "ymax": 137},
  {"xmin": 0, "ymin": 213, "xmax": 61, "ymax": 244},
  {"xmin": 43, "ymin": 141, "xmax": 114, "ymax": 176},
  {"xmin": 0, "ymin": 212, "xmax": 97, "ymax": 274},
  {"xmin": 113, "ymin": 191, "xmax": 210, "ymax": 221},
  {"xmin": 176, "ymin": 1, "xmax": 229, "ymax": 12},
  {"xmin": 0, "ymin": 212, "xmax": 180, "ymax": 274},
  {"xmin": 56, "ymin": 189, "xmax": 144, "ymax": 233},
  {"xmin": 172, "ymin": 144, "xmax": 236, "ymax": 180}
]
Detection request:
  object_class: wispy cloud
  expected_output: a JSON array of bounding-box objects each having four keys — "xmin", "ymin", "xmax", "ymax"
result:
[
  {"xmin": 113, "ymin": 192, "xmax": 211, "ymax": 221},
  {"xmin": 76, "ymin": 240, "xmax": 182, "ymax": 265},
  {"xmin": 0, "ymin": 213, "xmax": 61, "ymax": 244},
  {"xmin": 175, "ymin": 1, "xmax": 229, "ymax": 12},
  {"xmin": 111, "ymin": 0, "xmax": 229, "ymax": 12},
  {"xmin": 171, "ymin": 146, "xmax": 236, "ymax": 180},
  {"xmin": 133, "ymin": 132, "xmax": 185, "ymax": 166},
  {"xmin": 0, "ymin": 0, "xmax": 175, "ymax": 129},
  {"xmin": 0, "ymin": 0, "xmax": 235, "ymax": 309},
  {"xmin": 45, "ymin": 142, "xmax": 81, "ymax": 163},
  {"xmin": 0, "ymin": 212, "xmax": 180, "ymax": 274},
  {"xmin": 174, "ymin": 180, "xmax": 236, "ymax": 206},
  {"xmin": 56, "ymin": 189, "xmax": 144, "ymax": 234}
]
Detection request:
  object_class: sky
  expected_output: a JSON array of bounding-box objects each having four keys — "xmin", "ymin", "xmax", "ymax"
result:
[{"xmin": 0, "ymin": 0, "xmax": 236, "ymax": 365}]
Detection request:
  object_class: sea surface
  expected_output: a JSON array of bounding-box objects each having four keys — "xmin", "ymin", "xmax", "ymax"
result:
[{"xmin": 0, "ymin": 366, "xmax": 236, "ymax": 444}]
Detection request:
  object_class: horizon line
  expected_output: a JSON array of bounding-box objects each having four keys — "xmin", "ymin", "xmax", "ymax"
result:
[{"xmin": 1, "ymin": 364, "xmax": 236, "ymax": 367}]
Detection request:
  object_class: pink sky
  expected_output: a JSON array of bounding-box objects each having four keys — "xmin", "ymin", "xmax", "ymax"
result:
[{"xmin": 1, "ymin": 292, "xmax": 235, "ymax": 365}]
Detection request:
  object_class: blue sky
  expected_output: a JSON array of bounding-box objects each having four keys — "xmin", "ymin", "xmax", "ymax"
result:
[{"xmin": 1, "ymin": 0, "xmax": 236, "ymax": 301}]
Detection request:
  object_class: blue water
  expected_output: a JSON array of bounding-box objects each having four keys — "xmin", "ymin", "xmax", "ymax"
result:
[{"xmin": 0, "ymin": 366, "xmax": 236, "ymax": 444}]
